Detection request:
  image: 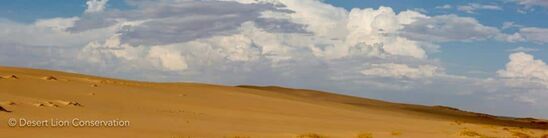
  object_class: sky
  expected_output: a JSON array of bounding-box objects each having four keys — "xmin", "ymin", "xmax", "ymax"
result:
[{"xmin": 0, "ymin": 0, "xmax": 547, "ymax": 118}]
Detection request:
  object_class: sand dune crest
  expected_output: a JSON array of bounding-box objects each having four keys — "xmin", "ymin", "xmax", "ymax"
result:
[
  {"xmin": 41, "ymin": 76, "xmax": 57, "ymax": 81},
  {"xmin": 0, "ymin": 106, "xmax": 10, "ymax": 112},
  {"xmin": 2, "ymin": 74, "xmax": 18, "ymax": 79}
]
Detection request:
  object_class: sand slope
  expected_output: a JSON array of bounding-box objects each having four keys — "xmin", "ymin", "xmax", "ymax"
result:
[{"xmin": 0, "ymin": 66, "xmax": 546, "ymax": 138}]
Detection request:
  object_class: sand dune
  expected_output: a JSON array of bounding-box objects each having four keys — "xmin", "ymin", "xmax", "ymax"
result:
[
  {"xmin": 0, "ymin": 106, "xmax": 10, "ymax": 112},
  {"xmin": 0, "ymin": 66, "xmax": 547, "ymax": 138}
]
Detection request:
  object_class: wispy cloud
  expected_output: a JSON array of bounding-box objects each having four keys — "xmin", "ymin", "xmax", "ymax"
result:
[
  {"xmin": 435, "ymin": 4, "xmax": 452, "ymax": 9},
  {"xmin": 457, "ymin": 3, "xmax": 502, "ymax": 13},
  {"xmin": 401, "ymin": 15, "xmax": 501, "ymax": 42},
  {"xmin": 507, "ymin": 47, "xmax": 539, "ymax": 52},
  {"xmin": 515, "ymin": 0, "xmax": 548, "ymax": 8},
  {"xmin": 502, "ymin": 21, "xmax": 524, "ymax": 30},
  {"xmin": 518, "ymin": 27, "xmax": 548, "ymax": 44}
]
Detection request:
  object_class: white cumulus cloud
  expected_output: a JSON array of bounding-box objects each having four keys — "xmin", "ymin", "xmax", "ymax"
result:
[
  {"xmin": 498, "ymin": 52, "xmax": 548, "ymax": 88},
  {"xmin": 148, "ymin": 46, "xmax": 188, "ymax": 71}
]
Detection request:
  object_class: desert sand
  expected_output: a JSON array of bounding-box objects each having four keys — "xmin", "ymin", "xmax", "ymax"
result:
[{"xmin": 0, "ymin": 66, "xmax": 547, "ymax": 138}]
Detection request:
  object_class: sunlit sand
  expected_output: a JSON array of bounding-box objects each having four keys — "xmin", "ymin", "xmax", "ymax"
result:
[{"xmin": 0, "ymin": 66, "xmax": 546, "ymax": 137}]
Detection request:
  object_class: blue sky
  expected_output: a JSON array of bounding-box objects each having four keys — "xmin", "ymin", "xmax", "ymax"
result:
[{"xmin": 0, "ymin": 0, "xmax": 547, "ymax": 118}]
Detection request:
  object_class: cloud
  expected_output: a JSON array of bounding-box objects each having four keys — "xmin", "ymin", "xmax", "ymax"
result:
[
  {"xmin": 400, "ymin": 15, "xmax": 500, "ymax": 42},
  {"xmin": 489, "ymin": 52, "xmax": 548, "ymax": 110},
  {"xmin": 72, "ymin": 0, "xmax": 520, "ymax": 63},
  {"xmin": 80, "ymin": 34, "xmax": 147, "ymax": 62},
  {"xmin": 85, "ymin": 0, "xmax": 109, "ymax": 13},
  {"xmin": 507, "ymin": 46, "xmax": 539, "ymax": 52},
  {"xmin": 78, "ymin": 0, "xmax": 435, "ymax": 61},
  {"xmin": 342, "ymin": 7, "xmax": 429, "ymax": 59},
  {"xmin": 436, "ymin": 4, "xmax": 452, "ymax": 9},
  {"xmin": 518, "ymin": 27, "xmax": 548, "ymax": 44},
  {"xmin": 457, "ymin": 3, "xmax": 502, "ymax": 13},
  {"xmin": 118, "ymin": 1, "xmax": 287, "ymax": 45},
  {"xmin": 34, "ymin": 17, "xmax": 80, "ymax": 31},
  {"xmin": 498, "ymin": 52, "xmax": 548, "ymax": 88},
  {"xmin": 515, "ymin": 0, "xmax": 548, "ymax": 8},
  {"xmin": 72, "ymin": 0, "xmax": 297, "ymax": 46},
  {"xmin": 273, "ymin": 0, "xmax": 349, "ymax": 38},
  {"xmin": 501, "ymin": 21, "xmax": 524, "ymax": 30},
  {"xmin": 69, "ymin": 1, "xmax": 442, "ymax": 87},
  {"xmin": 496, "ymin": 26, "xmax": 548, "ymax": 44},
  {"xmin": 147, "ymin": 46, "xmax": 188, "ymax": 71},
  {"xmin": 361, "ymin": 63, "xmax": 442, "ymax": 79}
]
